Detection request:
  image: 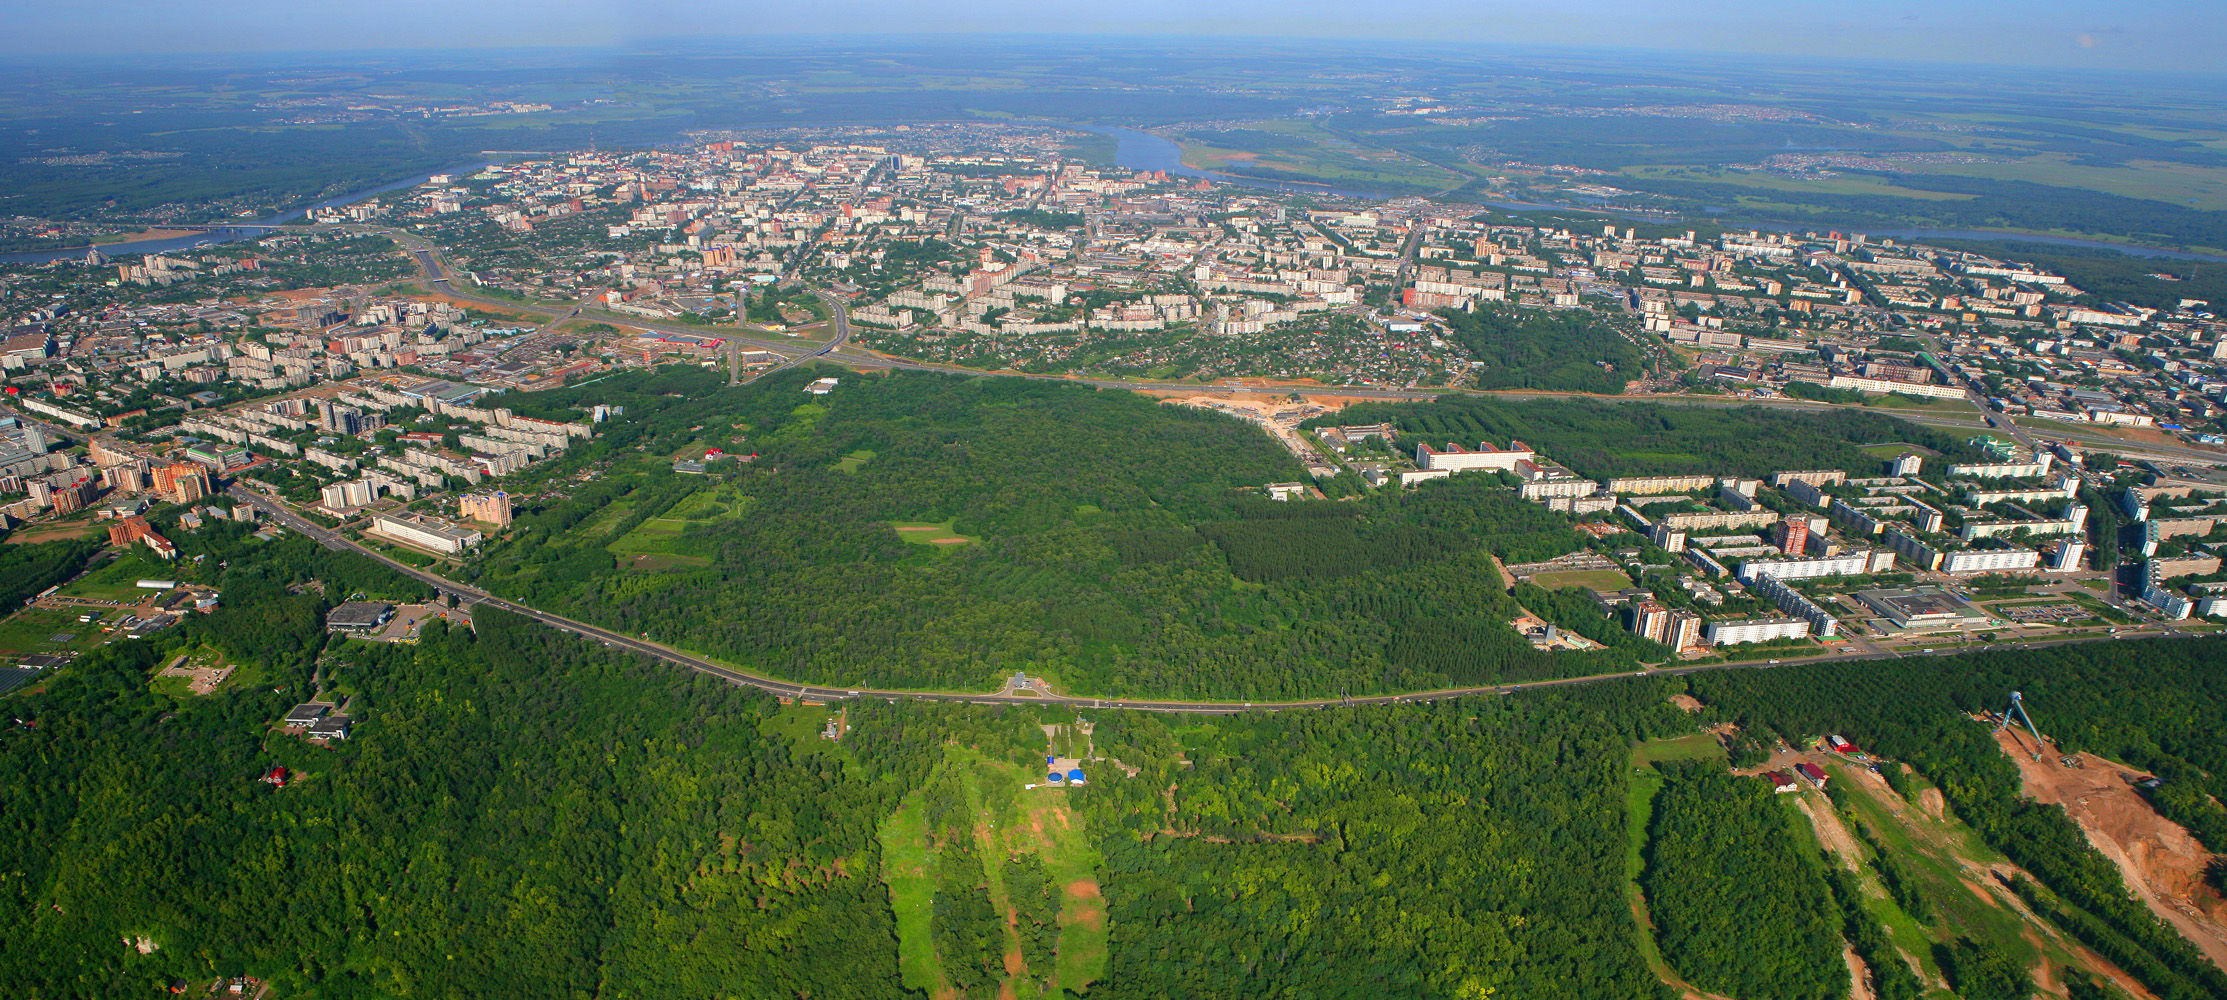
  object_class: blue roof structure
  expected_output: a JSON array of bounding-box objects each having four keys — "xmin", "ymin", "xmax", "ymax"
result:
[{"xmin": 1066, "ymin": 768, "xmax": 1086, "ymax": 785}]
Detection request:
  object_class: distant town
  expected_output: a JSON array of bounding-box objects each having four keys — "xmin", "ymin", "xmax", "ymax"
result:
[{"xmin": 2, "ymin": 123, "xmax": 2226, "ymax": 664}]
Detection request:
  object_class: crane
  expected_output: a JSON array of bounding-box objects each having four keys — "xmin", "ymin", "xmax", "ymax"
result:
[{"xmin": 1997, "ymin": 690, "xmax": 2048, "ymax": 762}]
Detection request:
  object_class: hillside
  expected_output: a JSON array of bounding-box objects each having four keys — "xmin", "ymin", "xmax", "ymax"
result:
[{"xmin": 4, "ymin": 514, "xmax": 2227, "ymax": 997}]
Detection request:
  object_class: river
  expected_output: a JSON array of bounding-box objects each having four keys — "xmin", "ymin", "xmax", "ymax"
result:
[
  {"xmin": 12, "ymin": 129, "xmax": 2221, "ymax": 266},
  {"xmin": 0, "ymin": 158, "xmax": 498, "ymax": 265},
  {"xmin": 1088, "ymin": 124, "xmax": 2227, "ymax": 262},
  {"xmin": 1076, "ymin": 125, "xmax": 1402, "ymax": 200}
]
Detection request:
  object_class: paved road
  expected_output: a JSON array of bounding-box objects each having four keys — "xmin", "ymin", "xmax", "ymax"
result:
[{"xmin": 222, "ymin": 483, "xmax": 2206, "ymax": 715}]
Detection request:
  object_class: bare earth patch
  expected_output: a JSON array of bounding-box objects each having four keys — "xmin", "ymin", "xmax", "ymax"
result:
[{"xmin": 1992, "ymin": 730, "xmax": 2227, "ymax": 972}]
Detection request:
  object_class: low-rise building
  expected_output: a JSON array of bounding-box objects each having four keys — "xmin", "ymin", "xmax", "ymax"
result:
[
  {"xmin": 1704, "ymin": 617, "xmax": 1811, "ymax": 645},
  {"xmin": 326, "ymin": 601, "xmax": 395, "ymax": 634},
  {"xmin": 369, "ymin": 512, "xmax": 484, "ymax": 555}
]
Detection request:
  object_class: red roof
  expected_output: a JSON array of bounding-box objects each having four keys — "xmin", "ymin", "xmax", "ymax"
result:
[{"xmin": 1795, "ymin": 762, "xmax": 1827, "ymax": 781}]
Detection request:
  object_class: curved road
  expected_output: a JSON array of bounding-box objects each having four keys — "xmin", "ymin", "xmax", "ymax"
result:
[{"xmin": 224, "ymin": 483, "xmax": 2200, "ymax": 715}]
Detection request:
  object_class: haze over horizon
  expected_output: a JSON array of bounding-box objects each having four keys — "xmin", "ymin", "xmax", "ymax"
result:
[{"xmin": 4, "ymin": 0, "xmax": 2220, "ymax": 74}]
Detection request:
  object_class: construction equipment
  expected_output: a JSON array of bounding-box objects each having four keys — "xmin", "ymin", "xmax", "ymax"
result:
[{"xmin": 1997, "ymin": 691, "xmax": 2048, "ymax": 762}]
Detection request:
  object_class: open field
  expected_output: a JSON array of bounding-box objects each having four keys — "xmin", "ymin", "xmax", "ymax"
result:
[
  {"xmin": 1160, "ymin": 119, "xmax": 1462, "ymax": 193},
  {"xmin": 61, "ymin": 552, "xmax": 174, "ymax": 602},
  {"xmin": 1906, "ymin": 153, "xmax": 2227, "ymax": 212},
  {"xmin": 5, "ymin": 519, "xmax": 104, "ymax": 545},
  {"xmin": 0, "ymin": 606, "xmax": 109, "ymax": 658},
  {"xmin": 878, "ymin": 794, "xmax": 943, "ymax": 995},
  {"xmin": 1532, "ymin": 568, "xmax": 1635, "ymax": 592},
  {"xmin": 1622, "ymin": 165, "xmax": 1980, "ymax": 202},
  {"xmin": 891, "ymin": 520, "xmax": 977, "ymax": 547},
  {"xmin": 1631, "ymin": 733, "xmax": 1727, "ymax": 767},
  {"xmin": 835, "ymin": 449, "xmax": 876, "ymax": 473}
]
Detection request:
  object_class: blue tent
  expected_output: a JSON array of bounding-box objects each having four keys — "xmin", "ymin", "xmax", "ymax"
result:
[
  {"xmin": 1047, "ymin": 754, "xmax": 1055, "ymax": 765},
  {"xmin": 1066, "ymin": 768, "xmax": 1087, "ymax": 785}
]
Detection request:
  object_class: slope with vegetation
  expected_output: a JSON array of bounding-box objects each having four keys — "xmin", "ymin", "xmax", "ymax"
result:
[{"xmin": 5, "ymin": 508, "xmax": 2227, "ymax": 998}]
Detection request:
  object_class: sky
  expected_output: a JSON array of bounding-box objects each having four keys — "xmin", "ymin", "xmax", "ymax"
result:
[{"xmin": 3, "ymin": 0, "xmax": 2221, "ymax": 72}]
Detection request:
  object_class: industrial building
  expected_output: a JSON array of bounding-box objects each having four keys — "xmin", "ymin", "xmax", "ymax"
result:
[
  {"xmin": 326, "ymin": 601, "xmax": 396, "ymax": 634},
  {"xmin": 369, "ymin": 512, "xmax": 484, "ymax": 555},
  {"xmin": 1854, "ymin": 587, "xmax": 1991, "ymax": 631}
]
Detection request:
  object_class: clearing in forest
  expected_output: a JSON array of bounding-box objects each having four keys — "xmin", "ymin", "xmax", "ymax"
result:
[
  {"xmin": 1622, "ymin": 738, "xmax": 1735, "ymax": 1000},
  {"xmin": 879, "ymin": 749, "xmax": 1107, "ymax": 998},
  {"xmin": 1530, "ymin": 568, "xmax": 1634, "ymax": 592},
  {"xmin": 1804, "ymin": 753, "xmax": 2163, "ymax": 998},
  {"xmin": 892, "ymin": 520, "xmax": 978, "ymax": 547}
]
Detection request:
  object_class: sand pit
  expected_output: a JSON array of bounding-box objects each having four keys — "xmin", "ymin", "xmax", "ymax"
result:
[{"xmin": 1993, "ymin": 730, "xmax": 2227, "ymax": 972}]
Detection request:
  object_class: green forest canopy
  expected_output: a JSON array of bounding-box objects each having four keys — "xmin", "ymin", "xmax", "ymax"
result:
[
  {"xmin": 6, "ymin": 520, "xmax": 2227, "ymax": 999},
  {"xmin": 1314, "ymin": 396, "xmax": 1992, "ymax": 479},
  {"xmin": 466, "ymin": 368, "xmax": 1651, "ymax": 698}
]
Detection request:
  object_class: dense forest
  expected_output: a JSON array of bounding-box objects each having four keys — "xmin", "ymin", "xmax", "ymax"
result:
[
  {"xmin": 465, "ymin": 368, "xmax": 1666, "ymax": 698},
  {"xmin": 0, "ymin": 536, "xmax": 104, "ymax": 609},
  {"xmin": 1640, "ymin": 762, "xmax": 1846, "ymax": 1000},
  {"xmin": 1434, "ymin": 306, "xmax": 1649, "ymax": 394},
  {"xmin": 457, "ymin": 368, "xmax": 2013, "ymax": 699},
  {"xmin": 5, "ymin": 523, "xmax": 2227, "ymax": 997},
  {"xmin": 1315, "ymin": 396, "xmax": 1992, "ymax": 479}
]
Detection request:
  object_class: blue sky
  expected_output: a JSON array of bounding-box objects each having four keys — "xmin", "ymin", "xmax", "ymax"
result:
[{"xmin": 4, "ymin": 0, "xmax": 2219, "ymax": 71}]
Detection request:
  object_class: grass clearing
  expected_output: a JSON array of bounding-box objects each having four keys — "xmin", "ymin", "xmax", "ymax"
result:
[
  {"xmin": 0, "ymin": 607, "xmax": 111, "ymax": 658},
  {"xmin": 879, "ymin": 793, "xmax": 944, "ymax": 995},
  {"xmin": 61, "ymin": 552, "xmax": 174, "ymax": 602},
  {"xmin": 881, "ymin": 748, "xmax": 1108, "ymax": 997},
  {"xmin": 1622, "ymin": 744, "xmax": 1692, "ymax": 994},
  {"xmin": 834, "ymin": 449, "xmax": 876, "ymax": 473},
  {"xmin": 1631, "ymin": 733, "xmax": 1727, "ymax": 767},
  {"xmin": 1531, "ymin": 568, "xmax": 1634, "ymax": 592},
  {"xmin": 1820, "ymin": 760, "xmax": 2120, "ymax": 986},
  {"xmin": 6, "ymin": 519, "xmax": 104, "ymax": 545},
  {"xmin": 891, "ymin": 519, "xmax": 978, "ymax": 547}
]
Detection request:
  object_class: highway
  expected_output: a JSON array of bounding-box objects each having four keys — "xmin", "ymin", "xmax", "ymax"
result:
[{"xmin": 222, "ymin": 482, "xmax": 2207, "ymax": 716}]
